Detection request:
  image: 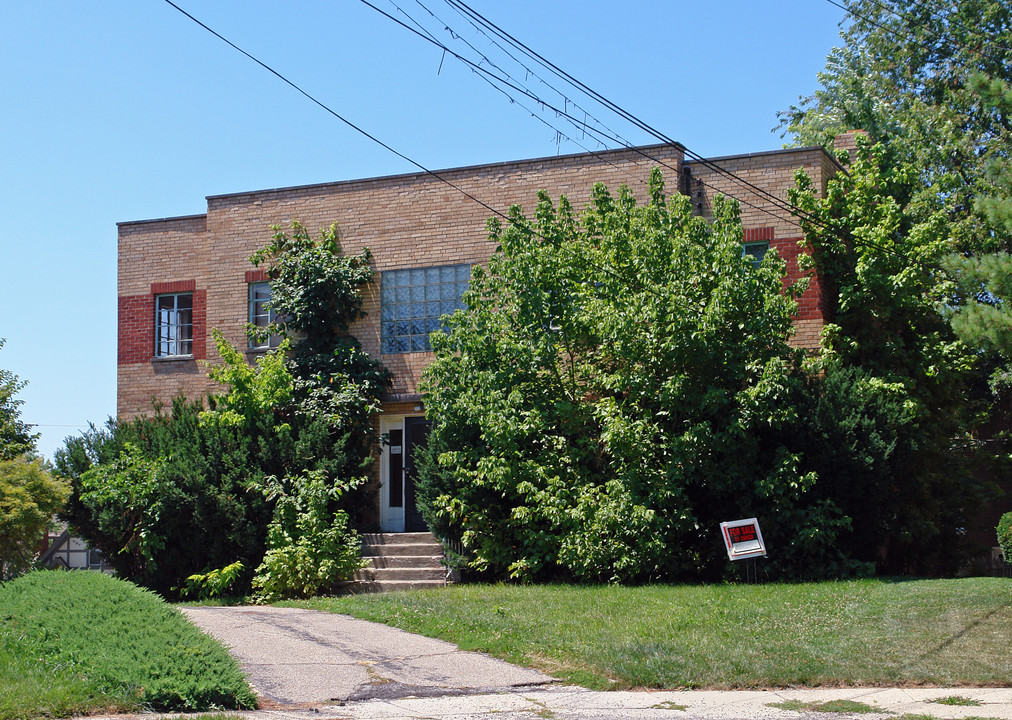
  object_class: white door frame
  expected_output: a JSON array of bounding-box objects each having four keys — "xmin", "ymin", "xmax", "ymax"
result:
[{"xmin": 379, "ymin": 415, "xmax": 406, "ymax": 532}]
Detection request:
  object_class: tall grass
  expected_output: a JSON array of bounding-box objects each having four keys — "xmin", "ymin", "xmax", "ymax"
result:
[
  {"xmin": 0, "ymin": 571, "xmax": 256, "ymax": 720},
  {"xmin": 291, "ymin": 578, "xmax": 1012, "ymax": 690}
]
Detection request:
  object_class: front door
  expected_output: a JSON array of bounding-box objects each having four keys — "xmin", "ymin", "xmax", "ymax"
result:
[
  {"xmin": 403, "ymin": 416, "xmax": 431, "ymax": 532},
  {"xmin": 379, "ymin": 415, "xmax": 431, "ymax": 532}
]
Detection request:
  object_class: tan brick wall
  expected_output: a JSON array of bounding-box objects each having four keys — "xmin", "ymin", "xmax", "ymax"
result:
[{"xmin": 118, "ymin": 143, "xmax": 837, "ymax": 417}]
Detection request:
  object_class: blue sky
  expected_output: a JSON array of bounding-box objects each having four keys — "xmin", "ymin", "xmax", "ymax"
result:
[{"xmin": 0, "ymin": 1, "xmax": 846, "ymax": 461}]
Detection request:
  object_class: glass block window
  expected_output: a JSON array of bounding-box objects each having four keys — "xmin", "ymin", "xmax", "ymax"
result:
[
  {"xmin": 155, "ymin": 293, "xmax": 193, "ymax": 357},
  {"xmin": 380, "ymin": 264, "xmax": 470, "ymax": 354},
  {"xmin": 248, "ymin": 282, "xmax": 282, "ymax": 350},
  {"xmin": 742, "ymin": 241, "xmax": 769, "ymax": 268}
]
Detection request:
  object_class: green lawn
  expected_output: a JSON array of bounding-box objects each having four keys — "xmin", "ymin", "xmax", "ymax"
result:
[
  {"xmin": 0, "ymin": 571, "xmax": 256, "ymax": 720},
  {"xmin": 287, "ymin": 577, "xmax": 1012, "ymax": 690}
]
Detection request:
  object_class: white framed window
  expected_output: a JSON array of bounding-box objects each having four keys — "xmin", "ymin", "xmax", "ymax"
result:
[
  {"xmin": 155, "ymin": 293, "xmax": 193, "ymax": 357},
  {"xmin": 248, "ymin": 281, "xmax": 282, "ymax": 350},
  {"xmin": 380, "ymin": 264, "xmax": 470, "ymax": 354},
  {"xmin": 743, "ymin": 241, "xmax": 769, "ymax": 267}
]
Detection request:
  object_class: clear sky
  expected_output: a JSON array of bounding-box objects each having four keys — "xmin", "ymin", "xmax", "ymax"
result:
[{"xmin": 0, "ymin": 1, "xmax": 846, "ymax": 461}]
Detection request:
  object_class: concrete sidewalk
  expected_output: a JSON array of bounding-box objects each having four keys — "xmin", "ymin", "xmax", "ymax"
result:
[{"xmin": 157, "ymin": 606, "xmax": 1012, "ymax": 720}]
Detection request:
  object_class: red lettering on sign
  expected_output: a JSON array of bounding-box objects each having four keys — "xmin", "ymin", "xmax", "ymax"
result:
[{"xmin": 728, "ymin": 525, "xmax": 757, "ymax": 543}]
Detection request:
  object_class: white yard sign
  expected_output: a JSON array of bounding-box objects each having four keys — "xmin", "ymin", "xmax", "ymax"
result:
[{"xmin": 720, "ymin": 517, "xmax": 767, "ymax": 561}]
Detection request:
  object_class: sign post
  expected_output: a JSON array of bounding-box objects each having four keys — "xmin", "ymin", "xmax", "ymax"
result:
[{"xmin": 719, "ymin": 517, "xmax": 767, "ymax": 583}]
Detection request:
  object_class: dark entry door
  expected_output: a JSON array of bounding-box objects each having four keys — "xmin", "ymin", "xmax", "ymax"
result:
[{"xmin": 403, "ymin": 417, "xmax": 431, "ymax": 532}]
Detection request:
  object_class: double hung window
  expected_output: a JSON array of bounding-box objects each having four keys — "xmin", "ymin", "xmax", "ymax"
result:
[
  {"xmin": 248, "ymin": 281, "xmax": 281, "ymax": 349},
  {"xmin": 155, "ymin": 293, "xmax": 193, "ymax": 357}
]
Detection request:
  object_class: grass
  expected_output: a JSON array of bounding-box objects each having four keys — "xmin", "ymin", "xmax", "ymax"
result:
[
  {"xmin": 286, "ymin": 577, "xmax": 1012, "ymax": 690},
  {"xmin": 0, "ymin": 570, "xmax": 256, "ymax": 720},
  {"xmin": 930, "ymin": 695, "xmax": 982, "ymax": 706},
  {"xmin": 768, "ymin": 699, "xmax": 880, "ymax": 713}
]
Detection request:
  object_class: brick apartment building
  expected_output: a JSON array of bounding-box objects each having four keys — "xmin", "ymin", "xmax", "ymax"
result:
[{"xmin": 118, "ymin": 142, "xmax": 842, "ymax": 532}]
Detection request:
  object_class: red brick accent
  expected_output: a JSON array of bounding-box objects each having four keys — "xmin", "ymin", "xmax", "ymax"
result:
[
  {"xmin": 118, "ymin": 294, "xmax": 154, "ymax": 364},
  {"xmin": 741, "ymin": 228, "xmax": 831, "ymax": 349},
  {"xmin": 151, "ymin": 279, "xmax": 196, "ymax": 295},
  {"xmin": 118, "ymin": 285, "xmax": 207, "ymax": 364},
  {"xmin": 743, "ymin": 227, "xmax": 775, "ymax": 244},
  {"xmin": 245, "ymin": 269, "xmax": 267, "ymax": 283}
]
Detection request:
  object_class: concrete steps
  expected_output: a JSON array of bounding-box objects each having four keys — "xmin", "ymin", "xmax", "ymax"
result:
[{"xmin": 355, "ymin": 532, "xmax": 447, "ymax": 592}]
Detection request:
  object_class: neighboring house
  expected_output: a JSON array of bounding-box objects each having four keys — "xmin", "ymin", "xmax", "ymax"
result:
[
  {"xmin": 37, "ymin": 522, "xmax": 112, "ymax": 572},
  {"xmin": 118, "ymin": 141, "xmax": 844, "ymax": 532}
]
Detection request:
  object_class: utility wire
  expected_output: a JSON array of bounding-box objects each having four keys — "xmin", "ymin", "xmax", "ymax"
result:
[
  {"xmin": 164, "ymin": 0, "xmax": 916, "ymax": 273},
  {"xmin": 160, "ymin": 0, "xmax": 693, "ymax": 305},
  {"xmin": 440, "ymin": 0, "xmax": 952, "ymax": 268},
  {"xmin": 434, "ymin": 0, "xmax": 644, "ymax": 159},
  {"xmin": 441, "ymin": 0, "xmax": 836, "ymax": 230},
  {"xmin": 161, "ymin": 0, "xmax": 507, "ymax": 226},
  {"xmin": 363, "ymin": 0, "xmax": 655, "ymax": 188},
  {"xmin": 361, "ymin": 0, "xmax": 827, "ymax": 232}
]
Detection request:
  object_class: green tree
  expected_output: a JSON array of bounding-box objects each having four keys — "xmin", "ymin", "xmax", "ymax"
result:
[
  {"xmin": 790, "ymin": 138, "xmax": 985, "ymax": 573},
  {"xmin": 250, "ymin": 222, "xmax": 390, "ymax": 526},
  {"xmin": 779, "ymin": 1, "xmax": 1009, "ymax": 568},
  {"xmin": 944, "ymin": 75, "xmax": 1012, "ymax": 398},
  {"xmin": 59, "ymin": 223, "xmax": 386, "ymax": 597},
  {"xmin": 418, "ymin": 169, "xmax": 859, "ymax": 583},
  {"xmin": 0, "ymin": 341, "xmax": 66, "ymax": 579},
  {"xmin": 0, "ymin": 340, "xmax": 37, "ymax": 460},
  {"xmin": 0, "ymin": 456, "xmax": 70, "ymax": 579},
  {"xmin": 778, "ymin": 0, "xmax": 1012, "ymax": 255}
]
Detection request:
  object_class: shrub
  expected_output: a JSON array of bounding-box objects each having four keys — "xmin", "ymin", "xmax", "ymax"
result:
[
  {"xmin": 59, "ymin": 398, "xmax": 275, "ymax": 596},
  {"xmin": 0, "ymin": 570, "xmax": 255, "ymax": 712},
  {"xmin": 181, "ymin": 561, "xmax": 246, "ymax": 600},
  {"xmin": 998, "ymin": 512, "xmax": 1012, "ymax": 562},
  {"xmin": 252, "ymin": 471, "xmax": 364, "ymax": 601},
  {"xmin": 58, "ymin": 223, "xmax": 386, "ymax": 598}
]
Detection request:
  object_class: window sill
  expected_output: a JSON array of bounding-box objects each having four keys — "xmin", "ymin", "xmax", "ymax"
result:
[{"xmin": 151, "ymin": 354, "xmax": 195, "ymax": 363}]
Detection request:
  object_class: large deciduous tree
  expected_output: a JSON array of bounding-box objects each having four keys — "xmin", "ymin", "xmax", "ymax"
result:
[
  {"xmin": 417, "ymin": 169, "xmax": 862, "ymax": 583},
  {"xmin": 790, "ymin": 139, "xmax": 986, "ymax": 574},
  {"xmin": 780, "ymin": 0, "xmax": 1010, "ymax": 567},
  {"xmin": 778, "ymin": 0, "xmax": 1012, "ymax": 255}
]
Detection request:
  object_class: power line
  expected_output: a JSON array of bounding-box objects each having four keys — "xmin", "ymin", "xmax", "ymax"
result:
[
  {"xmin": 161, "ymin": 0, "xmax": 509, "ymax": 227},
  {"xmin": 359, "ymin": 0, "xmax": 656, "ymax": 187},
  {"xmin": 159, "ymin": 1, "xmax": 697, "ymax": 306},
  {"xmin": 368, "ymin": 0, "xmax": 808, "ymax": 227},
  {"xmin": 440, "ymin": 0, "xmax": 956, "ymax": 272},
  {"xmin": 440, "ymin": 0, "xmax": 838, "ymax": 230},
  {"xmin": 164, "ymin": 0, "xmax": 920, "ymax": 274},
  {"xmin": 361, "ymin": 0, "xmax": 833, "ymax": 234}
]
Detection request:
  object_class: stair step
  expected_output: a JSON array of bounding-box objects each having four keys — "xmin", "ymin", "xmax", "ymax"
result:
[
  {"xmin": 362, "ymin": 532, "xmax": 439, "ymax": 546},
  {"xmin": 362, "ymin": 544, "xmax": 441, "ymax": 558},
  {"xmin": 354, "ymin": 579, "xmax": 446, "ymax": 593},
  {"xmin": 362, "ymin": 532, "xmax": 442, "ymax": 558},
  {"xmin": 354, "ymin": 532, "xmax": 449, "ymax": 593},
  {"xmin": 364, "ymin": 554, "xmax": 443, "ymax": 569},
  {"xmin": 355, "ymin": 567, "xmax": 445, "ymax": 582}
]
